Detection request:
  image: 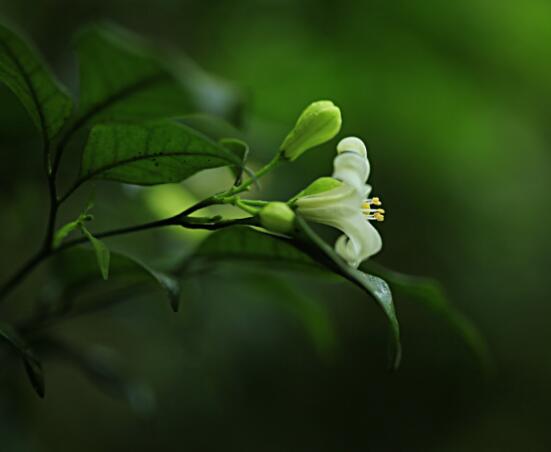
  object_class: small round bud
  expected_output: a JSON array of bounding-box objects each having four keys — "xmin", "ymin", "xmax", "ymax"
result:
[
  {"xmin": 280, "ymin": 100, "xmax": 342, "ymax": 161},
  {"xmin": 259, "ymin": 202, "xmax": 296, "ymax": 234}
]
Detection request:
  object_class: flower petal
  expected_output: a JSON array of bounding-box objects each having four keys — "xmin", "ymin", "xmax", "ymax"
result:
[
  {"xmin": 332, "ymin": 150, "xmax": 369, "ymax": 195},
  {"xmin": 334, "ymin": 217, "xmax": 382, "ymax": 267},
  {"xmin": 337, "ymin": 136, "xmax": 367, "ymax": 157},
  {"xmin": 295, "ymin": 184, "xmax": 358, "ymax": 210}
]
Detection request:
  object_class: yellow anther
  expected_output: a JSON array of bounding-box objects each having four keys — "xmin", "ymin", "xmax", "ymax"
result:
[
  {"xmin": 362, "ymin": 202, "xmax": 371, "ymax": 209},
  {"xmin": 374, "ymin": 212, "xmax": 385, "ymax": 222},
  {"xmin": 371, "ymin": 197, "xmax": 382, "ymax": 206},
  {"xmin": 377, "ymin": 208, "xmax": 385, "ymax": 214}
]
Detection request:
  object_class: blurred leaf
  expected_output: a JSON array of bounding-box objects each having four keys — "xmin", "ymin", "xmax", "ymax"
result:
[
  {"xmin": 75, "ymin": 23, "xmax": 192, "ymax": 123},
  {"xmin": 80, "ymin": 120, "xmax": 240, "ymax": 186},
  {"xmin": 294, "ymin": 218, "xmax": 401, "ymax": 370},
  {"xmin": 193, "ymin": 225, "xmax": 326, "ymax": 273},
  {"xmin": 0, "ymin": 22, "xmax": 72, "ymax": 141},
  {"xmin": 191, "ymin": 223, "xmax": 400, "ymax": 368},
  {"xmin": 0, "ymin": 322, "xmax": 45, "ymax": 398},
  {"xmin": 364, "ymin": 262, "xmax": 493, "ymax": 374},
  {"xmin": 246, "ymin": 273, "xmax": 336, "ymax": 358},
  {"xmin": 75, "ymin": 23, "xmax": 242, "ymax": 125},
  {"xmin": 220, "ymin": 138, "xmax": 249, "ymax": 185},
  {"xmin": 42, "ymin": 338, "xmax": 156, "ymax": 416},
  {"xmin": 81, "ymin": 226, "xmax": 110, "ymax": 280},
  {"xmin": 180, "ymin": 114, "xmax": 243, "ymax": 140},
  {"xmin": 52, "ymin": 247, "xmax": 180, "ymax": 312}
]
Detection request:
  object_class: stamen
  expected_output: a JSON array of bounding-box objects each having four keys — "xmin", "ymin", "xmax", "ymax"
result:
[
  {"xmin": 362, "ymin": 197, "xmax": 385, "ymax": 221},
  {"xmin": 368, "ymin": 197, "xmax": 382, "ymax": 206}
]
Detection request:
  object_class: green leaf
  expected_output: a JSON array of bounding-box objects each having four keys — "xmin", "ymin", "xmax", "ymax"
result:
[
  {"xmin": 179, "ymin": 114, "xmax": 244, "ymax": 141},
  {"xmin": 193, "ymin": 226, "xmax": 326, "ymax": 273},
  {"xmin": 79, "ymin": 119, "xmax": 240, "ymax": 186},
  {"xmin": 246, "ymin": 274, "xmax": 336, "ymax": 358},
  {"xmin": 193, "ymin": 224, "xmax": 400, "ymax": 369},
  {"xmin": 53, "ymin": 212, "xmax": 93, "ymax": 248},
  {"xmin": 0, "ymin": 22, "xmax": 72, "ymax": 141},
  {"xmin": 81, "ymin": 227, "xmax": 110, "ymax": 280},
  {"xmin": 52, "ymin": 247, "xmax": 181, "ymax": 312},
  {"xmin": 0, "ymin": 322, "xmax": 46, "ymax": 398},
  {"xmin": 75, "ymin": 23, "xmax": 243, "ymax": 125},
  {"xmin": 294, "ymin": 217, "xmax": 401, "ymax": 370},
  {"xmin": 364, "ymin": 262, "xmax": 493, "ymax": 374},
  {"xmin": 42, "ymin": 339, "xmax": 156, "ymax": 415}
]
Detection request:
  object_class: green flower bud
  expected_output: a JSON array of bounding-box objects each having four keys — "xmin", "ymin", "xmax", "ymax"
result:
[
  {"xmin": 280, "ymin": 100, "xmax": 342, "ymax": 161},
  {"xmin": 259, "ymin": 202, "xmax": 296, "ymax": 234}
]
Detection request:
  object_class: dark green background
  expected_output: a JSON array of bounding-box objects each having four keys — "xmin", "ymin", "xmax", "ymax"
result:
[{"xmin": 1, "ymin": 0, "xmax": 550, "ymax": 450}]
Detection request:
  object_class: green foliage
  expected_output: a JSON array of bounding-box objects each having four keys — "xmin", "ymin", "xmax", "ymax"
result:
[
  {"xmin": 294, "ymin": 218, "xmax": 401, "ymax": 369},
  {"xmin": 43, "ymin": 339, "xmax": 156, "ymax": 415},
  {"xmin": 191, "ymin": 223, "xmax": 400, "ymax": 368},
  {"xmin": 52, "ymin": 247, "xmax": 181, "ymax": 312},
  {"xmin": 75, "ymin": 23, "xmax": 192, "ymax": 124},
  {"xmin": 53, "ymin": 210, "xmax": 93, "ymax": 248},
  {"xmin": 75, "ymin": 23, "xmax": 242, "ymax": 125},
  {"xmin": 0, "ymin": 20, "xmax": 488, "ymax": 406},
  {"xmin": 246, "ymin": 274, "xmax": 336, "ymax": 358},
  {"xmin": 0, "ymin": 323, "xmax": 45, "ymax": 398},
  {"xmin": 364, "ymin": 262, "xmax": 493, "ymax": 373},
  {"xmin": 79, "ymin": 120, "xmax": 240, "ymax": 186},
  {"xmin": 80, "ymin": 227, "xmax": 111, "ymax": 280},
  {"xmin": 0, "ymin": 22, "xmax": 72, "ymax": 142},
  {"xmin": 193, "ymin": 225, "xmax": 325, "ymax": 273}
]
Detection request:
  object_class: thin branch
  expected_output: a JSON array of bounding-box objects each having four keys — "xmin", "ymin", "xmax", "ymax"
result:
[{"xmin": 0, "ymin": 209, "xmax": 256, "ymax": 303}]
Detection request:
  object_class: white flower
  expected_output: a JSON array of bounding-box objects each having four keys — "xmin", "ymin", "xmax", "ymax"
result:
[{"xmin": 294, "ymin": 136, "xmax": 384, "ymax": 267}]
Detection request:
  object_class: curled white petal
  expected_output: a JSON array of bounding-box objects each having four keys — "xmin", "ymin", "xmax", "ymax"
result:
[
  {"xmin": 332, "ymin": 152, "xmax": 369, "ymax": 195},
  {"xmin": 337, "ymin": 136, "xmax": 367, "ymax": 157},
  {"xmin": 334, "ymin": 220, "xmax": 382, "ymax": 267}
]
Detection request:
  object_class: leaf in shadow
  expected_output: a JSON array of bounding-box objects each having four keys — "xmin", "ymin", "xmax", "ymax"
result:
[
  {"xmin": 0, "ymin": 322, "xmax": 45, "ymax": 398},
  {"xmin": 0, "ymin": 22, "xmax": 72, "ymax": 141}
]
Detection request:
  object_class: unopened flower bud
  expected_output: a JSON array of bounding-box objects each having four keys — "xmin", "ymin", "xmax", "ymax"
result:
[
  {"xmin": 280, "ymin": 100, "xmax": 342, "ymax": 161},
  {"xmin": 259, "ymin": 202, "xmax": 296, "ymax": 234}
]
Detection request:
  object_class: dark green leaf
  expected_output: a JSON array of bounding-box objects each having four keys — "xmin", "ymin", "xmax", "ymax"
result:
[
  {"xmin": 75, "ymin": 23, "xmax": 242, "ymax": 125},
  {"xmin": 0, "ymin": 22, "xmax": 72, "ymax": 141},
  {"xmin": 42, "ymin": 338, "xmax": 155, "ymax": 415},
  {"xmin": 245, "ymin": 274, "xmax": 336, "ymax": 358},
  {"xmin": 294, "ymin": 217, "xmax": 401, "ymax": 370},
  {"xmin": 0, "ymin": 322, "xmax": 45, "ymax": 398},
  {"xmin": 193, "ymin": 226, "xmax": 326, "ymax": 273},
  {"xmin": 52, "ymin": 247, "xmax": 181, "ymax": 312},
  {"xmin": 79, "ymin": 119, "xmax": 240, "ymax": 186},
  {"xmin": 192, "ymin": 224, "xmax": 400, "ymax": 369},
  {"xmin": 81, "ymin": 226, "xmax": 110, "ymax": 280},
  {"xmin": 180, "ymin": 114, "xmax": 244, "ymax": 141},
  {"xmin": 364, "ymin": 262, "xmax": 493, "ymax": 374}
]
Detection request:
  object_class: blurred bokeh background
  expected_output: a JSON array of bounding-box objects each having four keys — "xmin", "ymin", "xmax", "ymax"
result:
[{"xmin": 1, "ymin": 0, "xmax": 551, "ymax": 450}]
